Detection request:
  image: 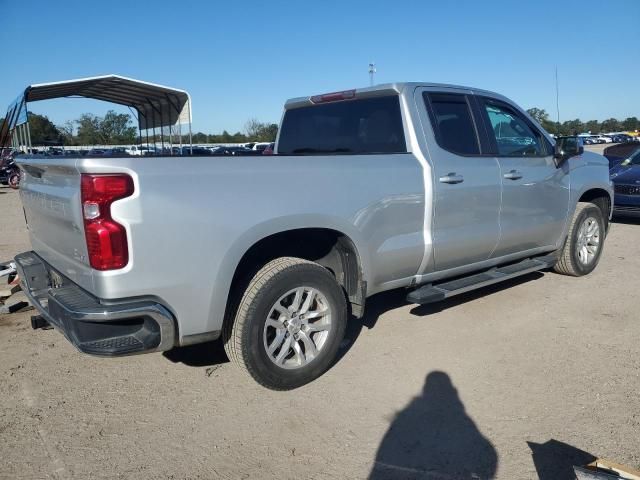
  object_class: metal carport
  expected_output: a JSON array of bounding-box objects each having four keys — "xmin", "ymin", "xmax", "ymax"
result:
[{"xmin": 0, "ymin": 74, "xmax": 193, "ymax": 153}]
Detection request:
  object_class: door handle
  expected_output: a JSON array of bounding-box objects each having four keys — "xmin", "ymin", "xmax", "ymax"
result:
[
  {"xmin": 439, "ymin": 173, "xmax": 464, "ymax": 184},
  {"xmin": 503, "ymin": 170, "xmax": 523, "ymax": 180}
]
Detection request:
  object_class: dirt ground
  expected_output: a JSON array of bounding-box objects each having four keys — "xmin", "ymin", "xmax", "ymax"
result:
[{"xmin": 1, "ymin": 184, "xmax": 639, "ymax": 480}]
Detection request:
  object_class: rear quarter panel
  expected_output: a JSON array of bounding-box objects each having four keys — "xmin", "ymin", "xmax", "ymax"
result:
[{"xmin": 77, "ymin": 154, "xmax": 425, "ymax": 341}]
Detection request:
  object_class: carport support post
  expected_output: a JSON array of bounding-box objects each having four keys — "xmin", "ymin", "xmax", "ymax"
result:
[
  {"xmin": 17, "ymin": 124, "xmax": 25, "ymax": 152},
  {"xmin": 187, "ymin": 101, "xmax": 192, "ymax": 155},
  {"xmin": 159, "ymin": 106, "xmax": 165, "ymax": 154},
  {"xmin": 25, "ymin": 118, "xmax": 32, "ymax": 151}
]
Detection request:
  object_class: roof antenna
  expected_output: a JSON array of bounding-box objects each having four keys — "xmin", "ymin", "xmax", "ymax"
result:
[{"xmin": 369, "ymin": 63, "xmax": 376, "ymax": 87}]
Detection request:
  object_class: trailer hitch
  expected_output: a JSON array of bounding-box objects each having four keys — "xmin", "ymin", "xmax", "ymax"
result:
[{"xmin": 0, "ymin": 261, "xmax": 17, "ymax": 285}]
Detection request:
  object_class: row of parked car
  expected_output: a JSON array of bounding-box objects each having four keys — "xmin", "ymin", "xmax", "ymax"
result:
[
  {"xmin": 13, "ymin": 142, "xmax": 277, "ymax": 157},
  {"xmin": 581, "ymin": 133, "xmax": 639, "ymax": 145}
]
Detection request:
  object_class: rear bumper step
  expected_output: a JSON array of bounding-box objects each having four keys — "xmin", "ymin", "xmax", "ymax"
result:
[
  {"xmin": 14, "ymin": 251, "xmax": 176, "ymax": 356},
  {"xmin": 407, "ymin": 255, "xmax": 557, "ymax": 305}
]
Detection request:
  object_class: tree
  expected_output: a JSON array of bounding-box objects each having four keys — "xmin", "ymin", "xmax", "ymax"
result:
[
  {"xmin": 58, "ymin": 120, "xmax": 76, "ymax": 145},
  {"xmin": 259, "ymin": 123, "xmax": 278, "ymax": 142},
  {"xmin": 622, "ymin": 117, "xmax": 639, "ymax": 132},
  {"xmin": 600, "ymin": 118, "xmax": 621, "ymax": 133},
  {"xmin": 561, "ymin": 119, "xmax": 584, "ymax": 136},
  {"xmin": 526, "ymin": 108, "xmax": 549, "ymax": 125},
  {"xmin": 28, "ymin": 112, "xmax": 63, "ymax": 145},
  {"xmin": 584, "ymin": 120, "xmax": 600, "ymax": 134},
  {"xmin": 526, "ymin": 108, "xmax": 559, "ymax": 134},
  {"xmin": 76, "ymin": 113, "xmax": 102, "ymax": 145},
  {"xmin": 244, "ymin": 119, "xmax": 278, "ymax": 141},
  {"xmin": 100, "ymin": 110, "xmax": 137, "ymax": 144},
  {"xmin": 244, "ymin": 118, "xmax": 263, "ymax": 139}
]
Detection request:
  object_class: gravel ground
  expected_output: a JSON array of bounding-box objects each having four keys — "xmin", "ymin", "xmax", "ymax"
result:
[{"xmin": 1, "ymin": 184, "xmax": 639, "ymax": 480}]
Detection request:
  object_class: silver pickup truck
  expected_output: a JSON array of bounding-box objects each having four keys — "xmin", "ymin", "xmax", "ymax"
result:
[{"xmin": 14, "ymin": 82, "xmax": 612, "ymax": 390}]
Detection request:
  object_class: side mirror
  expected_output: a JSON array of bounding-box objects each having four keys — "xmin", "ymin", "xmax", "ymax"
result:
[{"xmin": 554, "ymin": 136, "xmax": 584, "ymax": 167}]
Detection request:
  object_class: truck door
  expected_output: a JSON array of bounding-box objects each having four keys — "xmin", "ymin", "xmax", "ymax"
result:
[
  {"xmin": 415, "ymin": 88, "xmax": 501, "ymax": 271},
  {"xmin": 476, "ymin": 96, "xmax": 570, "ymax": 257}
]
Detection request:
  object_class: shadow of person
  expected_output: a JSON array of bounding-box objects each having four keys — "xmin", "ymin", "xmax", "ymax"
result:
[
  {"xmin": 370, "ymin": 372, "xmax": 497, "ymax": 480},
  {"xmin": 527, "ymin": 439, "xmax": 596, "ymax": 480}
]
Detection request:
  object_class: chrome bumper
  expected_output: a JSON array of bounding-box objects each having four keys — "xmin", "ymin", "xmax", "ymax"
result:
[{"xmin": 14, "ymin": 251, "xmax": 176, "ymax": 356}]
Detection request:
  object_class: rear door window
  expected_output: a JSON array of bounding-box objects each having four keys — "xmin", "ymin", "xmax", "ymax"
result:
[
  {"xmin": 277, "ymin": 96, "xmax": 406, "ymax": 155},
  {"xmin": 423, "ymin": 93, "xmax": 481, "ymax": 156}
]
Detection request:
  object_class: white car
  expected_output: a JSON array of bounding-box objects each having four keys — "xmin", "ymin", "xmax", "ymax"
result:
[
  {"xmin": 125, "ymin": 145, "xmax": 155, "ymax": 156},
  {"xmin": 596, "ymin": 135, "xmax": 612, "ymax": 143},
  {"xmin": 251, "ymin": 142, "xmax": 272, "ymax": 152}
]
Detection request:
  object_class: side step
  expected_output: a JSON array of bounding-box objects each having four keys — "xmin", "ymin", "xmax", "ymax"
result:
[{"xmin": 407, "ymin": 255, "xmax": 556, "ymax": 305}]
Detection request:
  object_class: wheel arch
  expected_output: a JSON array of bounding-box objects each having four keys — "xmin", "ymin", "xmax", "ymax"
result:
[
  {"xmin": 216, "ymin": 219, "xmax": 369, "ymax": 335},
  {"xmin": 577, "ymin": 187, "xmax": 613, "ymax": 230}
]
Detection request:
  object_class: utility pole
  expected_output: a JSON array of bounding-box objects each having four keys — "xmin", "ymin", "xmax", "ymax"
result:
[
  {"xmin": 555, "ymin": 66, "xmax": 560, "ymax": 125},
  {"xmin": 369, "ymin": 63, "xmax": 376, "ymax": 87}
]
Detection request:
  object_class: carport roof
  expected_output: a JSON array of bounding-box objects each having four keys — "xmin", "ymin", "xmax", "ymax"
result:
[{"xmin": 22, "ymin": 74, "xmax": 192, "ymax": 130}]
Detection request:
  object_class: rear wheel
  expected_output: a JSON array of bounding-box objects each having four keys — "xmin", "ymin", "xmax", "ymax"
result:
[
  {"xmin": 554, "ymin": 202, "xmax": 606, "ymax": 276},
  {"xmin": 223, "ymin": 257, "xmax": 347, "ymax": 390},
  {"xmin": 8, "ymin": 171, "xmax": 19, "ymax": 189}
]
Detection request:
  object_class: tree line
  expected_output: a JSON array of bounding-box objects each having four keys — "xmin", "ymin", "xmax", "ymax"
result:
[
  {"xmin": 4, "ymin": 109, "xmax": 637, "ymax": 146},
  {"xmin": 526, "ymin": 108, "xmax": 639, "ymax": 136},
  {"xmin": 0, "ymin": 112, "xmax": 278, "ymax": 146}
]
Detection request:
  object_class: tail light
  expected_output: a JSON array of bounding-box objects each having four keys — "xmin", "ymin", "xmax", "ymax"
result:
[
  {"xmin": 310, "ymin": 89, "xmax": 356, "ymax": 104},
  {"xmin": 81, "ymin": 174, "xmax": 134, "ymax": 270}
]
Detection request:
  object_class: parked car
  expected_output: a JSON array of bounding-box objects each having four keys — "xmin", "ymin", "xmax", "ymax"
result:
[
  {"xmin": 609, "ymin": 146, "xmax": 640, "ymax": 217},
  {"xmin": 105, "ymin": 147, "xmax": 129, "ymax": 156},
  {"xmin": 183, "ymin": 146, "xmax": 212, "ymax": 156},
  {"xmin": 252, "ymin": 142, "xmax": 272, "ymax": 152},
  {"xmin": 14, "ymin": 82, "xmax": 612, "ymax": 390},
  {"xmin": 262, "ymin": 142, "xmax": 275, "ymax": 155},
  {"xmin": 125, "ymin": 145, "xmax": 156, "ymax": 156},
  {"xmin": 596, "ymin": 135, "xmax": 612, "ymax": 143}
]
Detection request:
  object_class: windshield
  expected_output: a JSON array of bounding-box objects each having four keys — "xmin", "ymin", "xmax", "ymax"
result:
[{"xmin": 621, "ymin": 149, "xmax": 640, "ymax": 166}]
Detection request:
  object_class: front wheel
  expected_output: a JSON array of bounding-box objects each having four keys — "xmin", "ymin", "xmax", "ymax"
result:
[
  {"xmin": 223, "ymin": 257, "xmax": 347, "ymax": 390},
  {"xmin": 554, "ymin": 202, "xmax": 606, "ymax": 276}
]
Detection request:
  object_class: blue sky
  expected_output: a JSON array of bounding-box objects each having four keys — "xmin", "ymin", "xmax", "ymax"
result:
[{"xmin": 1, "ymin": 0, "xmax": 638, "ymax": 133}]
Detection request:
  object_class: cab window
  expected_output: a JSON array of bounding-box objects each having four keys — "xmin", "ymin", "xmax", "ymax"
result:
[
  {"xmin": 423, "ymin": 92, "xmax": 481, "ymax": 156},
  {"xmin": 481, "ymin": 99, "xmax": 545, "ymax": 157}
]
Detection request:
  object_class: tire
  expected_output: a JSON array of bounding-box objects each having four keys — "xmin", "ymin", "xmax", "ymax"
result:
[
  {"xmin": 8, "ymin": 172, "xmax": 19, "ymax": 189},
  {"xmin": 553, "ymin": 202, "xmax": 606, "ymax": 276},
  {"xmin": 223, "ymin": 257, "xmax": 347, "ymax": 390}
]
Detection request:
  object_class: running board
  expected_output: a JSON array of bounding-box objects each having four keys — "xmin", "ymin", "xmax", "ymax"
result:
[{"xmin": 406, "ymin": 255, "xmax": 556, "ymax": 305}]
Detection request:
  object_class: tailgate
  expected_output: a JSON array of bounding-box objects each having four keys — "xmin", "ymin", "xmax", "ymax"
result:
[{"xmin": 17, "ymin": 156, "xmax": 94, "ymax": 291}]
